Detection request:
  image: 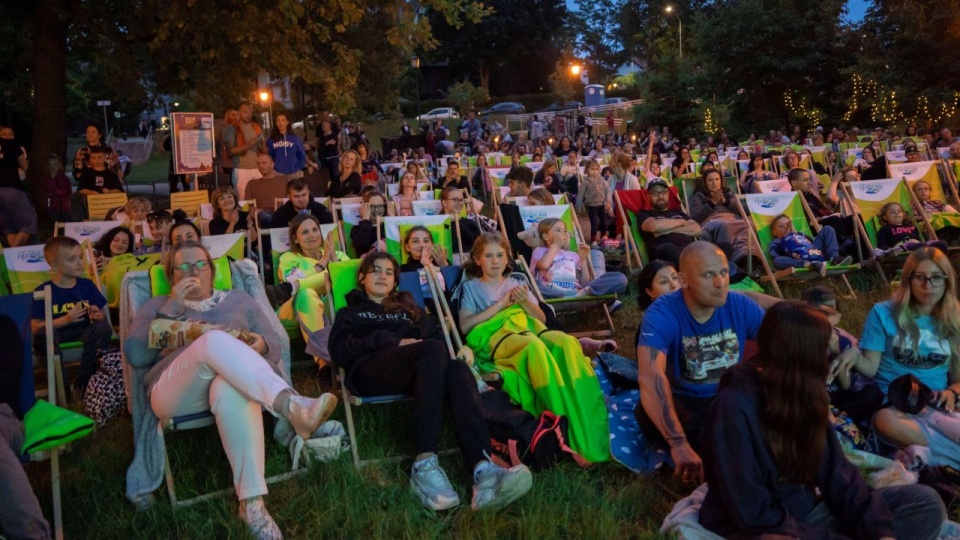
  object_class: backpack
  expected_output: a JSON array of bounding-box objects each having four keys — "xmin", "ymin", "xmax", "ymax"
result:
[
  {"xmin": 479, "ymin": 389, "xmax": 587, "ymax": 470},
  {"xmin": 84, "ymin": 348, "xmax": 127, "ymax": 426}
]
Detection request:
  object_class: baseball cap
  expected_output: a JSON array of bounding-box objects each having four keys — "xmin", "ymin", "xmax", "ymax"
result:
[{"xmin": 647, "ymin": 178, "xmax": 669, "ymax": 191}]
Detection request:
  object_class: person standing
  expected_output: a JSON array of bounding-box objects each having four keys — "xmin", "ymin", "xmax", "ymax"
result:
[
  {"xmin": 223, "ymin": 102, "xmax": 265, "ymax": 200},
  {"xmin": 73, "ymin": 123, "xmax": 124, "ymax": 186},
  {"xmin": 0, "ymin": 135, "xmax": 37, "ymax": 246},
  {"xmin": 215, "ymin": 107, "xmax": 238, "ymax": 181},
  {"xmin": 266, "ymin": 113, "xmax": 308, "ymax": 178}
]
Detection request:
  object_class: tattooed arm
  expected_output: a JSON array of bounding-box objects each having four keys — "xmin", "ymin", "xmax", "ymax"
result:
[{"xmin": 637, "ymin": 344, "xmax": 704, "ymax": 484}]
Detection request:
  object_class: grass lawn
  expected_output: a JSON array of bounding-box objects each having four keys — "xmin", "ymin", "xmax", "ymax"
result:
[{"xmin": 20, "ymin": 263, "xmax": 906, "ymax": 539}]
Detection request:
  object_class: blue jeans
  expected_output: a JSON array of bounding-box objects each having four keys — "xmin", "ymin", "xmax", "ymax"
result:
[
  {"xmin": 803, "ymin": 484, "xmax": 945, "ymax": 540},
  {"xmin": 539, "ymin": 250, "xmax": 628, "ymax": 298},
  {"xmin": 772, "ymin": 225, "xmax": 840, "ymax": 270}
]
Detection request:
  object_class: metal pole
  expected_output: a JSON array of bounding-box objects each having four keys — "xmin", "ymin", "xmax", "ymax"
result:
[
  {"xmin": 679, "ymin": 17, "xmax": 683, "ymax": 59},
  {"xmin": 416, "ymin": 69, "xmax": 422, "ymax": 125},
  {"xmin": 102, "ymin": 105, "xmax": 109, "ymax": 140}
]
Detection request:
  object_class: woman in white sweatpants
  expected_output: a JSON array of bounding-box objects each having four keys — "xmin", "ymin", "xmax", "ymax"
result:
[{"xmin": 126, "ymin": 241, "xmax": 337, "ymax": 540}]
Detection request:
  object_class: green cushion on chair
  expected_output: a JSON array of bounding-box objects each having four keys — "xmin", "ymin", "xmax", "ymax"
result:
[
  {"xmin": 328, "ymin": 259, "xmax": 363, "ymax": 313},
  {"xmin": 150, "ymin": 257, "xmax": 233, "ymax": 297},
  {"xmin": 22, "ymin": 399, "xmax": 95, "ymax": 454}
]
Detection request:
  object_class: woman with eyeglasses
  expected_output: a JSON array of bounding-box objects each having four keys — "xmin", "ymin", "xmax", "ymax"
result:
[
  {"xmin": 349, "ymin": 189, "xmax": 395, "ymax": 256},
  {"xmin": 439, "ymin": 186, "xmax": 498, "ymax": 259},
  {"xmin": 841, "ymin": 248, "xmax": 960, "ymax": 454},
  {"xmin": 126, "ymin": 240, "xmax": 338, "ymax": 539}
]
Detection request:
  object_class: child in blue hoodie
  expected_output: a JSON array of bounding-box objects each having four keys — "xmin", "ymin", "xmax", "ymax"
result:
[{"xmin": 768, "ymin": 214, "xmax": 851, "ymax": 276}]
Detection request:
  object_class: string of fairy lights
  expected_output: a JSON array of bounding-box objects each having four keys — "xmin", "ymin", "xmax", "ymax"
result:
[
  {"xmin": 702, "ymin": 107, "xmax": 718, "ymax": 134},
  {"xmin": 843, "ymin": 73, "xmax": 960, "ymax": 125},
  {"xmin": 783, "ymin": 93, "xmax": 825, "ymax": 125}
]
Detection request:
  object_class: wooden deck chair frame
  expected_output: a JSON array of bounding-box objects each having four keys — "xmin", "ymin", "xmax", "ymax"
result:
[
  {"xmin": 738, "ymin": 192, "xmax": 859, "ymax": 300},
  {"xmin": 86, "ymin": 192, "xmax": 128, "ymax": 221},
  {"xmin": 169, "ymin": 190, "xmax": 210, "ymax": 218},
  {"xmin": 3, "ymin": 288, "xmax": 70, "ymax": 540},
  {"xmin": 838, "ymin": 179, "xmax": 936, "ymax": 285},
  {"xmin": 324, "ymin": 259, "xmax": 459, "ymax": 469},
  {"xmin": 493, "ymin": 198, "xmax": 616, "ymax": 338},
  {"xmin": 119, "ymin": 261, "xmax": 303, "ymax": 510}
]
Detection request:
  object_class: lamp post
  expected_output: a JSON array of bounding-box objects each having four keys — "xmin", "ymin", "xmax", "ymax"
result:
[
  {"xmin": 665, "ymin": 6, "xmax": 683, "ymax": 59},
  {"xmin": 410, "ymin": 55, "xmax": 421, "ymax": 127},
  {"xmin": 259, "ymin": 90, "xmax": 272, "ymax": 130}
]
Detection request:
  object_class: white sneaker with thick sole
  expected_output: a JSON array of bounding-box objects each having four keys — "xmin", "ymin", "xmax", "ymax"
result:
[
  {"xmin": 410, "ymin": 455, "xmax": 460, "ymax": 511},
  {"xmin": 471, "ymin": 460, "xmax": 533, "ymax": 511}
]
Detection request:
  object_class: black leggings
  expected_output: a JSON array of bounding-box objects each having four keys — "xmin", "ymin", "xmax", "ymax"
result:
[
  {"xmin": 586, "ymin": 206, "xmax": 607, "ymax": 243},
  {"xmin": 350, "ymin": 339, "xmax": 491, "ymax": 467}
]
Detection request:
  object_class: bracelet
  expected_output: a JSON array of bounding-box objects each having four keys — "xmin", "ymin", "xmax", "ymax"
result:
[
  {"xmin": 946, "ymin": 388, "xmax": 958, "ymax": 400},
  {"xmin": 666, "ymin": 434, "xmax": 687, "ymax": 449}
]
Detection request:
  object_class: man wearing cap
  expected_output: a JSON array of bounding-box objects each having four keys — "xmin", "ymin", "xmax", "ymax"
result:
[
  {"xmin": 636, "ymin": 178, "xmax": 702, "ymax": 267},
  {"xmin": 862, "ymin": 142, "xmax": 921, "ymax": 180}
]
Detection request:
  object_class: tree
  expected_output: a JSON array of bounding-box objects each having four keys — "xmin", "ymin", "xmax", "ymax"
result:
[
  {"xmin": 446, "ymin": 81, "xmax": 489, "ymax": 114},
  {"xmin": 548, "ymin": 52, "xmax": 582, "ymax": 103},
  {"xmin": 572, "ymin": 0, "xmax": 629, "ymax": 84},
  {"xmin": 427, "ymin": 0, "xmax": 570, "ymax": 95},
  {"xmin": 0, "ymin": 0, "xmax": 490, "ymax": 195},
  {"xmin": 688, "ymin": 0, "xmax": 850, "ymax": 132}
]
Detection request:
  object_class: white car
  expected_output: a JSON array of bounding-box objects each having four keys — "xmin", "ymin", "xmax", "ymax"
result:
[{"xmin": 417, "ymin": 107, "xmax": 459, "ymax": 121}]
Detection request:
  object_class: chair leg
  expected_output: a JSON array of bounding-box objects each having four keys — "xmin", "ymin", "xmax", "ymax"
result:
[
  {"xmin": 162, "ymin": 435, "xmax": 178, "ymax": 508},
  {"xmin": 53, "ymin": 354, "xmax": 67, "ymax": 407},
  {"xmin": 51, "ymin": 450, "xmax": 63, "ymax": 540},
  {"xmin": 342, "ymin": 392, "xmax": 362, "ymax": 470}
]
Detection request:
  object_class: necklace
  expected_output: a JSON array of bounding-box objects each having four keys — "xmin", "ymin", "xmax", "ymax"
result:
[{"xmin": 183, "ymin": 290, "xmax": 229, "ymax": 312}]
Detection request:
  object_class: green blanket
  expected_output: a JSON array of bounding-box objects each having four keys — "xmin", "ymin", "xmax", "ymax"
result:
[
  {"xmin": 101, "ymin": 253, "xmax": 162, "ymax": 308},
  {"xmin": 466, "ymin": 306, "xmax": 610, "ymax": 463}
]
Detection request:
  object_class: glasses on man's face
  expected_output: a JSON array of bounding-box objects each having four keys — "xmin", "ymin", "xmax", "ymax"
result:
[
  {"xmin": 174, "ymin": 260, "xmax": 211, "ymax": 275},
  {"xmin": 911, "ymin": 273, "xmax": 946, "ymax": 287}
]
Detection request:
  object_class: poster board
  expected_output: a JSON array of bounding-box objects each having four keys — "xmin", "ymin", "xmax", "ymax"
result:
[{"xmin": 171, "ymin": 112, "xmax": 215, "ymax": 175}]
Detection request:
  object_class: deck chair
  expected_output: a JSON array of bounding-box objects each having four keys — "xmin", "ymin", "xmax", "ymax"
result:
[
  {"xmin": 169, "ymin": 190, "xmax": 210, "ymax": 218},
  {"xmin": 86, "ymin": 192, "xmax": 128, "ymax": 221},
  {"xmin": 741, "ymin": 191, "xmax": 859, "ymax": 299},
  {"xmin": 3, "ymin": 288, "xmax": 94, "ymax": 540},
  {"xmin": 503, "ymin": 203, "xmax": 617, "ymax": 338},
  {"xmin": 613, "ymin": 187, "xmax": 685, "ymax": 272},
  {"xmin": 325, "ymin": 259, "xmax": 439, "ymax": 469},
  {"xmin": 118, "ymin": 259, "xmax": 299, "ymax": 509},
  {"xmin": 841, "ymin": 178, "xmax": 936, "ymax": 283},
  {"xmin": 893, "ymin": 161, "xmax": 960, "ymax": 237},
  {"xmin": 54, "ymin": 220, "xmax": 123, "ymax": 243}
]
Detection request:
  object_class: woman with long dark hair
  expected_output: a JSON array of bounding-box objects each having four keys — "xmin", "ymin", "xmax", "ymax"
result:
[
  {"xmin": 72, "ymin": 123, "xmax": 124, "ymax": 185},
  {"xmin": 699, "ymin": 302, "xmax": 945, "ymax": 539},
  {"xmin": 329, "ymin": 252, "xmax": 532, "ymax": 511},
  {"xmin": 266, "ymin": 113, "xmax": 309, "ymax": 177}
]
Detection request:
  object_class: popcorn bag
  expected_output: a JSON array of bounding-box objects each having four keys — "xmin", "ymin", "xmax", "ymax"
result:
[{"xmin": 148, "ymin": 318, "xmax": 254, "ymax": 349}]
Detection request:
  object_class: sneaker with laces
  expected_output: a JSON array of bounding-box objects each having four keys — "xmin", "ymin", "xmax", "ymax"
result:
[
  {"xmin": 410, "ymin": 455, "xmax": 460, "ymax": 510},
  {"xmin": 471, "ymin": 460, "xmax": 533, "ymax": 511},
  {"xmin": 811, "ymin": 261, "xmax": 828, "ymax": 277},
  {"xmin": 286, "ymin": 393, "xmax": 338, "ymax": 440},
  {"xmin": 239, "ymin": 497, "xmax": 284, "ymax": 540}
]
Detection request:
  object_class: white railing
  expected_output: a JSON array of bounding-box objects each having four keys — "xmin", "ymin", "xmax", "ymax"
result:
[{"xmin": 505, "ymin": 99, "xmax": 642, "ymax": 138}]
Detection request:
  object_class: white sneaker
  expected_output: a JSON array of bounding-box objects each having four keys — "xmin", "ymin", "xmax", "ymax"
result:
[
  {"xmin": 239, "ymin": 497, "xmax": 283, "ymax": 540},
  {"xmin": 286, "ymin": 393, "xmax": 338, "ymax": 440},
  {"xmin": 471, "ymin": 459, "xmax": 533, "ymax": 511},
  {"xmin": 410, "ymin": 455, "xmax": 460, "ymax": 510}
]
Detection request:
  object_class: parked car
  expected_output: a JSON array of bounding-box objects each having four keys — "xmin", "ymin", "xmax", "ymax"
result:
[
  {"xmin": 535, "ymin": 101, "xmax": 583, "ymax": 113},
  {"xmin": 417, "ymin": 107, "xmax": 459, "ymax": 121},
  {"xmin": 479, "ymin": 102, "xmax": 526, "ymax": 115},
  {"xmin": 605, "ymin": 97, "xmax": 629, "ymax": 105}
]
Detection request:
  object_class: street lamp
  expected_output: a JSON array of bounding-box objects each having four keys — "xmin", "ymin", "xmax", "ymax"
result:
[
  {"xmin": 410, "ymin": 55, "xmax": 421, "ymax": 126},
  {"xmin": 570, "ymin": 64, "xmax": 581, "ymax": 77},
  {"xmin": 665, "ymin": 6, "xmax": 683, "ymax": 59},
  {"xmin": 259, "ymin": 90, "xmax": 272, "ymax": 129}
]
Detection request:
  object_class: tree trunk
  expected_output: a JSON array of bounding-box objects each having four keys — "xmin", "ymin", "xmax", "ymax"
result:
[
  {"xmin": 29, "ymin": 0, "xmax": 69, "ymax": 223},
  {"xmin": 479, "ymin": 61, "xmax": 490, "ymax": 93}
]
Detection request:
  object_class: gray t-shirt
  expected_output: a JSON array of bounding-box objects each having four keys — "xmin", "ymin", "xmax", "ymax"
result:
[{"xmin": 458, "ymin": 274, "xmax": 538, "ymax": 315}]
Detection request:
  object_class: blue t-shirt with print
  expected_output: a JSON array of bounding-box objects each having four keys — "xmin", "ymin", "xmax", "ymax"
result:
[
  {"xmin": 859, "ymin": 300, "xmax": 951, "ymax": 393},
  {"xmin": 637, "ymin": 290, "xmax": 765, "ymax": 399},
  {"xmin": 32, "ymin": 278, "xmax": 107, "ymax": 334}
]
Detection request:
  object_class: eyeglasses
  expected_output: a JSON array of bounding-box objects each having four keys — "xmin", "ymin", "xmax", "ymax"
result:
[
  {"xmin": 174, "ymin": 260, "xmax": 211, "ymax": 274},
  {"xmin": 911, "ymin": 273, "xmax": 946, "ymax": 287}
]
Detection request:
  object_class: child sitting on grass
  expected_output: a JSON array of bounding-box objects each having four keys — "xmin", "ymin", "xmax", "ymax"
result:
[
  {"xmin": 768, "ymin": 214, "xmax": 852, "ymax": 277},
  {"xmin": 875, "ymin": 202, "xmax": 948, "ymax": 255},
  {"xmin": 31, "ymin": 236, "xmax": 113, "ymax": 396},
  {"xmin": 530, "ymin": 218, "xmax": 627, "ymax": 300}
]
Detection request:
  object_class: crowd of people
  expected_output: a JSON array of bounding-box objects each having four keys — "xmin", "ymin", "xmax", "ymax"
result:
[{"xmin": 3, "ymin": 106, "xmax": 960, "ymax": 539}]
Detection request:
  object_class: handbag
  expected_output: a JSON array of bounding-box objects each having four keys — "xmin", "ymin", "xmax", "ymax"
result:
[
  {"xmin": 84, "ymin": 348, "xmax": 127, "ymax": 426},
  {"xmin": 887, "ymin": 373, "xmax": 934, "ymax": 415}
]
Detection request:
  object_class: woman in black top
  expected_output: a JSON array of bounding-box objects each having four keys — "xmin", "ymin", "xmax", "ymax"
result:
[
  {"xmin": 208, "ymin": 186, "xmax": 252, "ymax": 236},
  {"xmin": 699, "ymin": 302, "xmax": 945, "ymax": 540}
]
